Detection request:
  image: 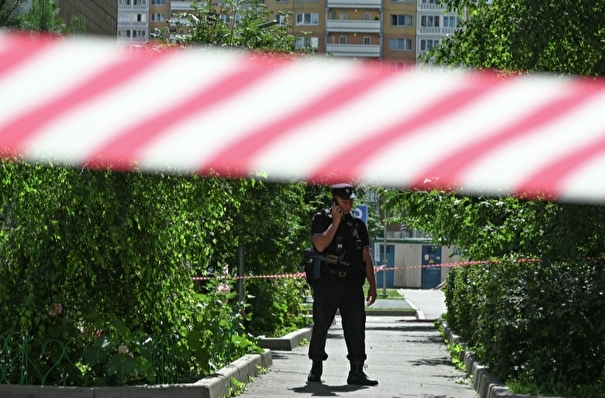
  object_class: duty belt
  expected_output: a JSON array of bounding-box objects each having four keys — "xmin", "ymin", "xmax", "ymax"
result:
[{"xmin": 325, "ymin": 268, "xmax": 361, "ymax": 278}]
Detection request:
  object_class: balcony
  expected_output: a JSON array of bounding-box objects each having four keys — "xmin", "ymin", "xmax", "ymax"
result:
[
  {"xmin": 418, "ymin": 2, "xmax": 448, "ymax": 11},
  {"xmin": 327, "ymin": 0, "xmax": 381, "ymax": 8},
  {"xmin": 118, "ymin": 21, "xmax": 149, "ymax": 28},
  {"xmin": 118, "ymin": 5, "xmax": 149, "ymax": 11},
  {"xmin": 171, "ymin": 1, "xmax": 194, "ymax": 12},
  {"xmin": 326, "ymin": 19, "xmax": 380, "ymax": 33},
  {"xmin": 417, "ymin": 26, "xmax": 456, "ymax": 35},
  {"xmin": 118, "ymin": 36, "xmax": 148, "ymax": 43},
  {"xmin": 326, "ymin": 43, "xmax": 380, "ymax": 57}
]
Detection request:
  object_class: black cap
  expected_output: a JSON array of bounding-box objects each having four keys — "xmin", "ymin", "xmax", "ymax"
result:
[{"xmin": 331, "ymin": 183, "xmax": 356, "ymax": 199}]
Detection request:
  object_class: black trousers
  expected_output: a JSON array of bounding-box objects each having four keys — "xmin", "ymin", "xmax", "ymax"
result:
[{"xmin": 308, "ymin": 272, "xmax": 367, "ymax": 362}]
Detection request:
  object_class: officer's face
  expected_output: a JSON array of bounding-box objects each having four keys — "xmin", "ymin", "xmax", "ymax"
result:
[{"xmin": 335, "ymin": 197, "xmax": 354, "ymax": 214}]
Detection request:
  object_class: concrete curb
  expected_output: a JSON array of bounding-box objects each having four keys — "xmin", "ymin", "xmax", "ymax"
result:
[
  {"xmin": 403, "ymin": 298, "xmax": 426, "ymax": 320},
  {"xmin": 0, "ymin": 326, "xmax": 317, "ymax": 398},
  {"xmin": 0, "ymin": 349, "xmax": 272, "ymax": 398},
  {"xmin": 194, "ymin": 349, "xmax": 273, "ymax": 398},
  {"xmin": 441, "ymin": 321, "xmax": 560, "ymax": 398},
  {"xmin": 259, "ymin": 325, "xmax": 313, "ymax": 351}
]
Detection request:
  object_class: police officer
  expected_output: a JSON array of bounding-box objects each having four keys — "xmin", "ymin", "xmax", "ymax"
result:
[{"xmin": 307, "ymin": 183, "xmax": 378, "ymax": 386}]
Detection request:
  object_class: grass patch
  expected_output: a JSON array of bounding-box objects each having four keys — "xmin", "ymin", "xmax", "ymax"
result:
[{"xmin": 366, "ymin": 283, "xmax": 405, "ymax": 299}]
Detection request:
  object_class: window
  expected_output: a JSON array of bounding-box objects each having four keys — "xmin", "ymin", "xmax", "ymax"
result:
[
  {"xmin": 151, "ymin": 0, "xmax": 166, "ymax": 4},
  {"xmin": 391, "ymin": 0, "xmax": 413, "ymax": 2},
  {"xmin": 389, "ymin": 38, "xmax": 412, "ymax": 51},
  {"xmin": 443, "ymin": 16, "xmax": 456, "ymax": 28},
  {"xmin": 339, "ymin": 36, "xmax": 347, "ymax": 44},
  {"xmin": 276, "ymin": 14, "xmax": 288, "ymax": 25},
  {"xmin": 391, "ymin": 14, "xmax": 412, "ymax": 27},
  {"xmin": 421, "ymin": 15, "xmax": 440, "ymax": 27},
  {"xmin": 420, "ymin": 39, "xmax": 440, "ymax": 51},
  {"xmin": 295, "ymin": 36, "xmax": 318, "ymax": 49},
  {"xmin": 421, "ymin": 0, "xmax": 438, "ymax": 3},
  {"xmin": 363, "ymin": 36, "xmax": 371, "ymax": 45},
  {"xmin": 151, "ymin": 13, "xmax": 166, "ymax": 21},
  {"xmin": 363, "ymin": 12, "xmax": 371, "ymax": 21},
  {"xmin": 296, "ymin": 13, "xmax": 318, "ymax": 25}
]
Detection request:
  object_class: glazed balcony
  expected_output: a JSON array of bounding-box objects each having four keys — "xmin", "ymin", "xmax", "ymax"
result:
[
  {"xmin": 326, "ymin": 43, "xmax": 380, "ymax": 57},
  {"xmin": 327, "ymin": 0, "xmax": 381, "ymax": 8},
  {"xmin": 326, "ymin": 19, "xmax": 380, "ymax": 33}
]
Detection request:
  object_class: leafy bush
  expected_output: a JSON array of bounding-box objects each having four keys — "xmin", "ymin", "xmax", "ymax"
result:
[
  {"xmin": 0, "ymin": 160, "xmax": 312, "ymax": 386},
  {"xmin": 445, "ymin": 257, "xmax": 605, "ymax": 396},
  {"xmin": 246, "ymin": 277, "xmax": 309, "ymax": 338}
]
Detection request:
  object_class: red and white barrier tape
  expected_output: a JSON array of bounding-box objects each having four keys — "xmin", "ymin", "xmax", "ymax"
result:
[
  {"xmin": 192, "ymin": 273, "xmax": 305, "ymax": 281},
  {"xmin": 2, "ymin": 33, "xmax": 605, "ymax": 202},
  {"xmin": 192, "ymin": 259, "xmax": 542, "ymax": 281}
]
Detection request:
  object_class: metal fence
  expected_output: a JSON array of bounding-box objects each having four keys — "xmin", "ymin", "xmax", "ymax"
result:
[{"xmin": 0, "ymin": 332, "xmax": 180, "ymax": 386}]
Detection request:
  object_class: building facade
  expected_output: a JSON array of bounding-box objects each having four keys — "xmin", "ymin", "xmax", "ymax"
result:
[
  {"xmin": 118, "ymin": 0, "xmax": 150, "ymax": 44},
  {"xmin": 264, "ymin": 0, "xmax": 461, "ymax": 65},
  {"xmin": 117, "ymin": 0, "xmax": 462, "ymax": 64},
  {"xmin": 57, "ymin": 0, "xmax": 117, "ymax": 36}
]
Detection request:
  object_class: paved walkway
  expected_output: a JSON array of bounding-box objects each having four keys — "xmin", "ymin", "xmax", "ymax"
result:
[{"xmin": 240, "ymin": 289, "xmax": 479, "ymax": 398}]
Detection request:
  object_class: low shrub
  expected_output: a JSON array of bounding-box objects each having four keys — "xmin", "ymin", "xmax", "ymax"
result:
[{"xmin": 444, "ymin": 257, "xmax": 605, "ymax": 396}]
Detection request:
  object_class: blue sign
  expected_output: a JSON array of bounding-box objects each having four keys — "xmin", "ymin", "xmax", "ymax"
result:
[{"xmin": 353, "ymin": 205, "xmax": 368, "ymax": 224}]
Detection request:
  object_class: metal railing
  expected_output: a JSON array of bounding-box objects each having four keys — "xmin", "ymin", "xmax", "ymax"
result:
[{"xmin": 0, "ymin": 333, "xmax": 179, "ymax": 386}]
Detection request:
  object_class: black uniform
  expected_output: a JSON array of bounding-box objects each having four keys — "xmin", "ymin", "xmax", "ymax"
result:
[{"xmin": 308, "ymin": 209, "xmax": 370, "ymax": 363}]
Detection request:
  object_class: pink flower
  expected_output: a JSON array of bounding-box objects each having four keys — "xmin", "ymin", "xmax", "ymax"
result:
[
  {"xmin": 49, "ymin": 303, "xmax": 63, "ymax": 317},
  {"xmin": 217, "ymin": 283, "xmax": 230, "ymax": 294}
]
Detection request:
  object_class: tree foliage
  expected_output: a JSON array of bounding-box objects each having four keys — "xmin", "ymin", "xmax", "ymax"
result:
[
  {"xmin": 0, "ymin": 159, "xmax": 316, "ymax": 385},
  {"xmin": 1, "ymin": 0, "xmax": 86, "ymax": 34},
  {"xmin": 170, "ymin": 0, "xmax": 295, "ymax": 52},
  {"xmin": 0, "ymin": 0, "xmax": 25, "ymax": 27},
  {"xmin": 388, "ymin": 1, "xmax": 605, "ymax": 395},
  {"xmin": 428, "ymin": 0, "xmax": 605, "ymax": 76}
]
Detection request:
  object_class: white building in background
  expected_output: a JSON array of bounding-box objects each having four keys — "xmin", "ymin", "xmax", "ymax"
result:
[
  {"xmin": 416, "ymin": 0, "xmax": 459, "ymax": 61},
  {"xmin": 118, "ymin": 0, "xmax": 150, "ymax": 45},
  {"xmin": 117, "ymin": 0, "xmax": 194, "ymax": 45}
]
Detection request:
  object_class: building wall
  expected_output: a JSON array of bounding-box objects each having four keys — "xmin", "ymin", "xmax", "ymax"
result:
[
  {"xmin": 150, "ymin": 2, "xmax": 171, "ymax": 39},
  {"xmin": 58, "ymin": 0, "xmax": 117, "ymax": 36},
  {"xmin": 291, "ymin": 0, "xmax": 326, "ymax": 53},
  {"xmin": 388, "ymin": 242, "xmax": 460, "ymax": 288},
  {"xmin": 382, "ymin": 1, "xmax": 416, "ymax": 65}
]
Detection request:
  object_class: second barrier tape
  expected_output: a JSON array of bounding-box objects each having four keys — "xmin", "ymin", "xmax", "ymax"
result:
[{"xmin": 192, "ymin": 258, "xmax": 540, "ymax": 281}]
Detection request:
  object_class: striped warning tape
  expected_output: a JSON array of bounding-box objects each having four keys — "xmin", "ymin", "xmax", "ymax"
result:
[
  {"xmin": 192, "ymin": 273, "xmax": 306, "ymax": 281},
  {"xmin": 2, "ymin": 33, "xmax": 605, "ymax": 203},
  {"xmin": 192, "ymin": 259, "xmax": 541, "ymax": 281}
]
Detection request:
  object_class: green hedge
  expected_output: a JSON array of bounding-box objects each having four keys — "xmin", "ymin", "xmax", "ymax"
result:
[{"xmin": 444, "ymin": 258, "xmax": 605, "ymax": 395}]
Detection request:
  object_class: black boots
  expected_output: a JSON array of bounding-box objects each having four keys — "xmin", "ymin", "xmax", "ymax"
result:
[
  {"xmin": 308, "ymin": 360, "xmax": 378, "ymax": 385},
  {"xmin": 307, "ymin": 360, "xmax": 323, "ymax": 382},
  {"xmin": 347, "ymin": 361, "xmax": 378, "ymax": 386}
]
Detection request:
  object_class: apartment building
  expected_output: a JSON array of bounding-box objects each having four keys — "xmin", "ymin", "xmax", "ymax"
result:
[
  {"xmin": 118, "ymin": 0, "xmax": 149, "ymax": 44},
  {"xmin": 266, "ymin": 0, "xmax": 461, "ymax": 65},
  {"xmin": 117, "ymin": 0, "xmax": 462, "ymax": 64},
  {"xmin": 57, "ymin": 0, "xmax": 117, "ymax": 36},
  {"xmin": 117, "ymin": 0, "xmax": 189, "ymax": 45},
  {"xmin": 416, "ymin": 0, "xmax": 458, "ymax": 61}
]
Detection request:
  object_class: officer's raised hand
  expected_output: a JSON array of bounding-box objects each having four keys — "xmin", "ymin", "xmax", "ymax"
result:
[{"xmin": 331, "ymin": 202, "xmax": 344, "ymax": 225}]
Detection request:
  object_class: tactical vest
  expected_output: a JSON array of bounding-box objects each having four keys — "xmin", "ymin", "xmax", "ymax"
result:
[{"xmin": 320, "ymin": 210, "xmax": 365, "ymax": 272}]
